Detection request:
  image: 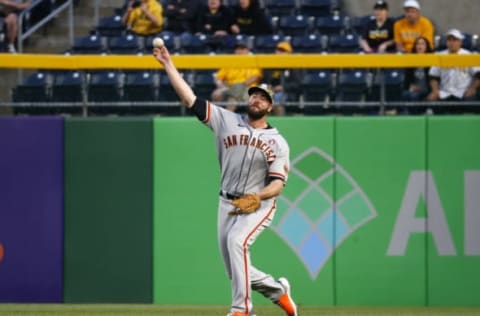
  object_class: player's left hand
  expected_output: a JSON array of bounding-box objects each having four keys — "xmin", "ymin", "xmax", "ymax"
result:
[{"xmin": 229, "ymin": 193, "xmax": 261, "ymax": 215}]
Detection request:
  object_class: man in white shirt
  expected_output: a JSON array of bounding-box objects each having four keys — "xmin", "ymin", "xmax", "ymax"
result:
[{"xmin": 427, "ymin": 29, "xmax": 480, "ymax": 103}]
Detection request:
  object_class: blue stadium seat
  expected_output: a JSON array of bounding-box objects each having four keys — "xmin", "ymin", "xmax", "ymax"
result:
[
  {"xmin": 298, "ymin": 0, "xmax": 332, "ymax": 17},
  {"xmin": 291, "ymin": 34, "xmax": 324, "ymax": 53},
  {"xmin": 301, "ymin": 69, "xmax": 334, "ymax": 102},
  {"xmin": 123, "ymin": 71, "xmax": 157, "ymax": 102},
  {"xmin": 301, "ymin": 69, "xmax": 334, "ymax": 114},
  {"xmin": 278, "ymin": 15, "xmax": 311, "ymax": 36},
  {"xmin": 51, "ymin": 71, "xmax": 85, "ymax": 103},
  {"xmin": 72, "ymin": 34, "xmax": 104, "ymax": 54},
  {"xmin": 253, "ymin": 34, "xmax": 285, "ymax": 53},
  {"xmin": 369, "ymin": 69, "xmax": 405, "ymax": 102},
  {"xmin": 12, "ymin": 71, "xmax": 50, "ymax": 103},
  {"xmin": 336, "ymin": 69, "xmax": 370, "ymax": 102},
  {"xmin": 179, "ymin": 32, "xmax": 210, "ymax": 54},
  {"xmin": 315, "ymin": 15, "xmax": 347, "ymax": 36},
  {"xmin": 328, "ymin": 33, "xmax": 360, "ymax": 53},
  {"xmin": 265, "ymin": 0, "xmax": 297, "ymax": 17},
  {"xmin": 87, "ymin": 71, "xmax": 121, "ymax": 102},
  {"xmin": 348, "ymin": 15, "xmax": 374, "ymax": 35},
  {"xmin": 96, "ymin": 15, "xmax": 125, "ymax": 37},
  {"xmin": 144, "ymin": 31, "xmax": 177, "ymax": 51},
  {"xmin": 107, "ymin": 34, "xmax": 141, "ymax": 54},
  {"xmin": 193, "ymin": 70, "xmax": 216, "ymax": 100}
]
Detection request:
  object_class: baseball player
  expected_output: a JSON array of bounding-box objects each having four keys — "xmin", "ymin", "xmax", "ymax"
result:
[{"xmin": 153, "ymin": 45, "xmax": 298, "ymax": 316}]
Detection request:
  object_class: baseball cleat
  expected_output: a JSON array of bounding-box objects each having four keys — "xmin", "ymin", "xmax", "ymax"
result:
[
  {"xmin": 226, "ymin": 312, "xmax": 249, "ymax": 316},
  {"xmin": 277, "ymin": 277, "xmax": 298, "ymax": 316}
]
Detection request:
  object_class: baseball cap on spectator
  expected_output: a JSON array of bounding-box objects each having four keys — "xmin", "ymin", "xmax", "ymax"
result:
[
  {"xmin": 248, "ymin": 83, "xmax": 274, "ymax": 104},
  {"xmin": 374, "ymin": 0, "xmax": 388, "ymax": 10},
  {"xmin": 276, "ymin": 41, "xmax": 292, "ymax": 53},
  {"xmin": 446, "ymin": 29, "xmax": 464, "ymax": 40},
  {"xmin": 403, "ymin": 0, "xmax": 420, "ymax": 10}
]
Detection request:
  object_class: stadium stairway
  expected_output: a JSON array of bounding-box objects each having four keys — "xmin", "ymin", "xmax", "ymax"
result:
[{"xmin": 0, "ymin": 0, "xmax": 123, "ymax": 105}]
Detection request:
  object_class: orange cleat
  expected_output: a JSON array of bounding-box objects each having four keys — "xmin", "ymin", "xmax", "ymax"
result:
[{"xmin": 277, "ymin": 277, "xmax": 298, "ymax": 316}]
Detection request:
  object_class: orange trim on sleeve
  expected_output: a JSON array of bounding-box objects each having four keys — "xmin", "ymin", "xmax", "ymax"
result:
[
  {"xmin": 269, "ymin": 172, "xmax": 286, "ymax": 181},
  {"xmin": 203, "ymin": 101, "xmax": 211, "ymax": 124}
]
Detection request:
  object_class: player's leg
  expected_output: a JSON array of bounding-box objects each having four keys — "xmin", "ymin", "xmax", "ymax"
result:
[
  {"xmin": 218, "ymin": 197, "xmax": 237, "ymax": 279},
  {"xmin": 226, "ymin": 203, "xmax": 276, "ymax": 315}
]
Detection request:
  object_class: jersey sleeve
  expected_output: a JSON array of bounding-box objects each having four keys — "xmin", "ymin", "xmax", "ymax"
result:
[
  {"xmin": 268, "ymin": 138, "xmax": 290, "ymax": 184},
  {"xmin": 191, "ymin": 97, "xmax": 234, "ymax": 133}
]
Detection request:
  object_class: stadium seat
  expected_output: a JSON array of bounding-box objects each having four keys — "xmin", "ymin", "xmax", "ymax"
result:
[
  {"xmin": 369, "ymin": 69, "xmax": 405, "ymax": 102},
  {"xmin": 96, "ymin": 15, "xmax": 125, "ymax": 37},
  {"xmin": 12, "ymin": 71, "xmax": 50, "ymax": 103},
  {"xmin": 192, "ymin": 70, "xmax": 216, "ymax": 100},
  {"xmin": 298, "ymin": 0, "xmax": 332, "ymax": 17},
  {"xmin": 107, "ymin": 33, "xmax": 141, "ymax": 54},
  {"xmin": 278, "ymin": 15, "xmax": 311, "ymax": 36},
  {"xmin": 51, "ymin": 71, "xmax": 85, "ymax": 103},
  {"xmin": 87, "ymin": 70, "xmax": 122, "ymax": 102},
  {"xmin": 315, "ymin": 15, "xmax": 347, "ymax": 36},
  {"xmin": 71, "ymin": 34, "xmax": 104, "ymax": 54},
  {"xmin": 291, "ymin": 34, "xmax": 325, "ymax": 53},
  {"xmin": 156, "ymin": 71, "xmax": 183, "ymax": 115},
  {"xmin": 265, "ymin": 0, "xmax": 297, "ymax": 17},
  {"xmin": 179, "ymin": 32, "xmax": 210, "ymax": 54},
  {"xmin": 144, "ymin": 31, "xmax": 177, "ymax": 51},
  {"xmin": 348, "ymin": 15, "xmax": 374, "ymax": 35},
  {"xmin": 336, "ymin": 69, "xmax": 370, "ymax": 102},
  {"xmin": 253, "ymin": 34, "xmax": 285, "ymax": 53},
  {"xmin": 123, "ymin": 71, "xmax": 157, "ymax": 102},
  {"xmin": 301, "ymin": 69, "xmax": 335, "ymax": 114},
  {"xmin": 328, "ymin": 33, "xmax": 360, "ymax": 53}
]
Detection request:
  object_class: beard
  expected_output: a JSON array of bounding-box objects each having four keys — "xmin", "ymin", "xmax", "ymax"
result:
[{"xmin": 247, "ymin": 104, "xmax": 270, "ymax": 120}]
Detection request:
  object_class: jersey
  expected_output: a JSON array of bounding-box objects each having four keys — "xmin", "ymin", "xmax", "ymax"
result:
[
  {"xmin": 192, "ymin": 98, "xmax": 289, "ymax": 196},
  {"xmin": 394, "ymin": 16, "xmax": 434, "ymax": 52},
  {"xmin": 126, "ymin": 0, "xmax": 163, "ymax": 35},
  {"xmin": 362, "ymin": 17, "xmax": 395, "ymax": 51},
  {"xmin": 429, "ymin": 48, "xmax": 480, "ymax": 99}
]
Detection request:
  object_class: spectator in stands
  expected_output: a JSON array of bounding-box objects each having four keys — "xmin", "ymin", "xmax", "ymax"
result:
[
  {"xmin": 211, "ymin": 41, "xmax": 262, "ymax": 111},
  {"xmin": 230, "ymin": 0, "xmax": 273, "ymax": 36},
  {"xmin": 394, "ymin": 0, "xmax": 434, "ymax": 53},
  {"xmin": 263, "ymin": 41, "xmax": 304, "ymax": 115},
  {"xmin": 402, "ymin": 36, "xmax": 433, "ymax": 102},
  {"xmin": 427, "ymin": 29, "xmax": 480, "ymax": 107},
  {"xmin": 195, "ymin": 0, "xmax": 233, "ymax": 36},
  {"xmin": 359, "ymin": 0, "xmax": 396, "ymax": 53},
  {"xmin": 164, "ymin": 0, "xmax": 200, "ymax": 34},
  {"xmin": 0, "ymin": 0, "xmax": 31, "ymax": 53},
  {"xmin": 122, "ymin": 0, "xmax": 164, "ymax": 36}
]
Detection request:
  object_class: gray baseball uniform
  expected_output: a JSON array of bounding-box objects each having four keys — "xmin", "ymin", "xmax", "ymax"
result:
[{"xmin": 191, "ymin": 97, "xmax": 290, "ymax": 315}]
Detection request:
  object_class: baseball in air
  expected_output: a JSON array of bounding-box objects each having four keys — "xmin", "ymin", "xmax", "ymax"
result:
[{"xmin": 153, "ymin": 37, "xmax": 164, "ymax": 48}]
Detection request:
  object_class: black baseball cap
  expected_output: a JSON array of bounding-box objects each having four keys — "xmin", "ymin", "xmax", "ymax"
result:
[
  {"xmin": 374, "ymin": 0, "xmax": 388, "ymax": 9},
  {"xmin": 248, "ymin": 84, "xmax": 273, "ymax": 104}
]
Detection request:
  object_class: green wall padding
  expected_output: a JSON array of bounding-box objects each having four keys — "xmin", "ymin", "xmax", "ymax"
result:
[{"xmin": 64, "ymin": 117, "xmax": 153, "ymax": 303}]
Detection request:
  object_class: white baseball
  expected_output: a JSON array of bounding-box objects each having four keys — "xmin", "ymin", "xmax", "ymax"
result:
[{"xmin": 152, "ymin": 37, "xmax": 164, "ymax": 48}]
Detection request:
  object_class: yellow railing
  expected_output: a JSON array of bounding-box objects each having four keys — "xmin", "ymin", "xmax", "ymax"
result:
[{"xmin": 1, "ymin": 53, "xmax": 479, "ymax": 70}]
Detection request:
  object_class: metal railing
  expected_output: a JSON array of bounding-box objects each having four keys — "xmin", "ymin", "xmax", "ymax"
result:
[{"xmin": 17, "ymin": 0, "xmax": 74, "ymax": 53}]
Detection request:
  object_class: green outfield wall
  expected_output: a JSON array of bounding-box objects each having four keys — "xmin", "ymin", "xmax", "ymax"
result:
[
  {"xmin": 63, "ymin": 118, "xmax": 153, "ymax": 303},
  {"xmin": 1, "ymin": 115, "xmax": 479, "ymax": 306},
  {"xmin": 153, "ymin": 116, "xmax": 480, "ymax": 307}
]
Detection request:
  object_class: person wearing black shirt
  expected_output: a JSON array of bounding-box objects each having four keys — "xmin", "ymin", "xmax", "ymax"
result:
[
  {"xmin": 359, "ymin": 0, "xmax": 396, "ymax": 53},
  {"xmin": 230, "ymin": 0, "xmax": 273, "ymax": 36}
]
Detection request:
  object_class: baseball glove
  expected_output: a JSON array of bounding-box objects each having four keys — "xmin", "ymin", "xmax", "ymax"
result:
[{"xmin": 229, "ymin": 193, "xmax": 261, "ymax": 215}]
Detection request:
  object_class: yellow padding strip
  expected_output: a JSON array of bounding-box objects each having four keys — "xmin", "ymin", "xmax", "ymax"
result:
[{"xmin": 0, "ymin": 53, "xmax": 478, "ymax": 70}]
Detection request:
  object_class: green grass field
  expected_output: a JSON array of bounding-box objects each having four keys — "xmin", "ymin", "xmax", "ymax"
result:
[{"xmin": 0, "ymin": 305, "xmax": 480, "ymax": 316}]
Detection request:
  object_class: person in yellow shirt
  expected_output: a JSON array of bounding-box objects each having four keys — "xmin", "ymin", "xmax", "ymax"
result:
[
  {"xmin": 394, "ymin": 0, "xmax": 434, "ymax": 53},
  {"xmin": 212, "ymin": 41, "xmax": 262, "ymax": 112},
  {"xmin": 122, "ymin": 0, "xmax": 163, "ymax": 36}
]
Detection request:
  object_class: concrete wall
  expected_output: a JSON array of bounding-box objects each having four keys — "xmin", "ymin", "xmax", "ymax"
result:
[{"xmin": 343, "ymin": 0, "xmax": 480, "ymax": 35}]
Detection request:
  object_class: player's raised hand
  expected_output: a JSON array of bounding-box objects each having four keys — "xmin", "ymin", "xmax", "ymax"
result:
[{"xmin": 152, "ymin": 47, "xmax": 171, "ymax": 66}]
